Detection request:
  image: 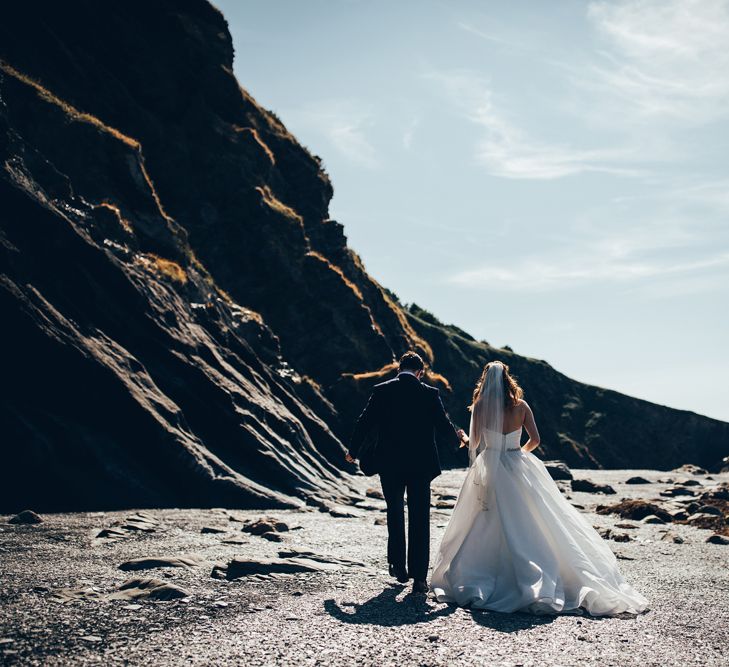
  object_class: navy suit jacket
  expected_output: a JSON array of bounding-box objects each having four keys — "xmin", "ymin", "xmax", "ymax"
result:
[{"xmin": 348, "ymin": 373, "xmax": 461, "ymax": 481}]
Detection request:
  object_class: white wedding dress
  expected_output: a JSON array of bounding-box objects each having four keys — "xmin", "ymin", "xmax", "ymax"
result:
[{"xmin": 431, "ymin": 365, "xmax": 648, "ymax": 617}]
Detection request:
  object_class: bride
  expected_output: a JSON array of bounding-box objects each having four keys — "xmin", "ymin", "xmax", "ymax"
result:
[{"xmin": 431, "ymin": 361, "xmax": 648, "ymax": 616}]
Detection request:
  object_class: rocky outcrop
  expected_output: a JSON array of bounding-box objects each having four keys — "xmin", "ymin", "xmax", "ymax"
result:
[{"xmin": 1, "ymin": 1, "xmax": 728, "ymax": 511}]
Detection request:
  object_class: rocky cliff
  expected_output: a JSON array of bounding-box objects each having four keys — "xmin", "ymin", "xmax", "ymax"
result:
[{"xmin": 1, "ymin": 0, "xmax": 727, "ymax": 511}]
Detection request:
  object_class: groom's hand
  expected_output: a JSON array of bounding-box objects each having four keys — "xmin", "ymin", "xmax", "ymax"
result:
[
  {"xmin": 457, "ymin": 429, "xmax": 469, "ymax": 448},
  {"xmin": 345, "ymin": 453, "xmax": 355, "ymax": 463}
]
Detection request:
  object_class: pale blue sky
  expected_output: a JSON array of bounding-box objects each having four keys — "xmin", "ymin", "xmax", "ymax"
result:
[{"xmin": 216, "ymin": 0, "xmax": 729, "ymax": 422}]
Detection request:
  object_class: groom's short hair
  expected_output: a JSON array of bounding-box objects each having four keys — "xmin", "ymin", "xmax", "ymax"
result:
[{"xmin": 399, "ymin": 351, "xmax": 425, "ymax": 372}]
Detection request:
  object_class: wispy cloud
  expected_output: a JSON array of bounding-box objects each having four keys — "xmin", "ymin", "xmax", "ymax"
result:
[
  {"xmin": 456, "ymin": 20, "xmax": 519, "ymax": 48},
  {"xmin": 402, "ymin": 116, "xmax": 419, "ymax": 150},
  {"xmin": 283, "ymin": 100, "xmax": 379, "ymax": 168},
  {"xmin": 448, "ymin": 249, "xmax": 729, "ymax": 292},
  {"xmin": 425, "ymin": 69, "xmax": 642, "ymax": 179},
  {"xmin": 583, "ymin": 0, "xmax": 729, "ymax": 124}
]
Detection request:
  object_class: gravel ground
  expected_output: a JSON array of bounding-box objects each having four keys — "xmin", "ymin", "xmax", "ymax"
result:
[{"xmin": 1, "ymin": 469, "xmax": 728, "ymax": 666}]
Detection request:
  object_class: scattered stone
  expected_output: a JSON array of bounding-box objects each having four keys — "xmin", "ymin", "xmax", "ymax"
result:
[
  {"xmin": 625, "ymin": 476, "xmax": 651, "ymax": 484},
  {"xmin": 661, "ymin": 532, "xmax": 685, "ymax": 544},
  {"xmin": 96, "ymin": 513, "xmax": 159, "ymax": 540},
  {"xmin": 242, "ymin": 518, "xmax": 289, "ymax": 536},
  {"xmin": 212, "ymin": 558, "xmax": 328, "ymax": 581},
  {"xmin": 706, "ymin": 534, "xmax": 729, "ymax": 545},
  {"xmin": 672, "ymin": 464, "xmax": 708, "ymax": 475},
  {"xmin": 374, "ymin": 517, "xmax": 387, "ymax": 526},
  {"xmin": 614, "ymin": 523, "xmax": 638, "ymax": 529},
  {"xmin": 120, "ymin": 513, "xmax": 158, "ymax": 532},
  {"xmin": 677, "ymin": 479, "xmax": 702, "ymax": 487},
  {"xmin": 597, "ymin": 527, "xmax": 632, "ymax": 542},
  {"xmin": 211, "ymin": 550, "xmax": 369, "ymax": 581},
  {"xmin": 8, "ymin": 510, "xmax": 43, "ymax": 524},
  {"xmin": 122, "ymin": 604, "xmax": 142, "ymax": 610},
  {"xmin": 434, "ymin": 500, "xmax": 455, "ymax": 509},
  {"xmin": 353, "ymin": 502, "xmax": 383, "ymax": 511},
  {"xmin": 51, "ymin": 587, "xmax": 103, "ymax": 603},
  {"xmin": 596, "ymin": 500, "xmax": 673, "ymax": 523},
  {"xmin": 701, "ymin": 486, "xmax": 729, "ymax": 501},
  {"xmin": 261, "ymin": 532, "xmax": 283, "ymax": 542},
  {"xmin": 685, "ymin": 513, "xmax": 728, "ymax": 533},
  {"xmin": 278, "ymin": 550, "xmax": 368, "ymax": 569},
  {"xmin": 544, "ymin": 461, "xmax": 573, "ymax": 481},
  {"xmin": 118, "ymin": 555, "xmax": 208, "ymax": 571},
  {"xmin": 571, "ymin": 479, "xmax": 616, "ymax": 494},
  {"xmin": 612, "ymin": 533, "xmax": 632, "ymax": 542},
  {"xmin": 659, "ymin": 487, "xmax": 696, "ymax": 497},
  {"xmin": 657, "ymin": 477, "xmax": 675, "ymax": 484},
  {"xmin": 108, "ymin": 578, "xmax": 190, "ymax": 601},
  {"xmin": 201, "ymin": 526, "xmax": 227, "ymax": 534},
  {"xmin": 641, "ymin": 515, "xmax": 666, "ymax": 525},
  {"xmin": 698, "ymin": 505, "xmax": 723, "ymax": 516},
  {"xmin": 95, "ymin": 527, "xmax": 128, "ymax": 539},
  {"xmin": 365, "ymin": 488, "xmax": 384, "ymax": 500},
  {"xmin": 668, "ymin": 509, "xmax": 689, "ymax": 521},
  {"xmin": 328, "ymin": 507, "xmax": 359, "ymax": 519},
  {"xmin": 79, "ymin": 635, "xmax": 102, "ymax": 643}
]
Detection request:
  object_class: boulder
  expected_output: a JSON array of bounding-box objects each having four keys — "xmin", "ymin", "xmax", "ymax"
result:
[
  {"xmin": 660, "ymin": 487, "xmax": 696, "ymax": 497},
  {"xmin": 661, "ymin": 532, "xmax": 685, "ymax": 544},
  {"xmin": 698, "ymin": 505, "xmax": 723, "ymax": 516},
  {"xmin": 672, "ymin": 464, "xmax": 708, "ymax": 475},
  {"xmin": 118, "ymin": 556, "xmax": 208, "ymax": 571},
  {"xmin": 108, "ymin": 578, "xmax": 190, "ymax": 601},
  {"xmin": 210, "ymin": 552, "xmax": 366, "ymax": 581},
  {"xmin": 543, "ymin": 461, "xmax": 573, "ymax": 481},
  {"xmin": 241, "ymin": 518, "xmax": 289, "ymax": 536},
  {"xmin": 571, "ymin": 479, "xmax": 616, "ymax": 495},
  {"xmin": 8, "ymin": 510, "xmax": 42, "ymax": 524},
  {"xmin": 625, "ymin": 476, "xmax": 651, "ymax": 485},
  {"xmin": 261, "ymin": 532, "xmax": 283, "ymax": 542},
  {"xmin": 706, "ymin": 534, "xmax": 729, "ymax": 545},
  {"xmin": 365, "ymin": 488, "xmax": 384, "ymax": 500},
  {"xmin": 596, "ymin": 499, "xmax": 673, "ymax": 523}
]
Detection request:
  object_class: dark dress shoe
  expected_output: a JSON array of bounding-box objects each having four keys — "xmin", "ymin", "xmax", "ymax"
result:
[
  {"xmin": 412, "ymin": 580, "xmax": 429, "ymax": 594},
  {"xmin": 389, "ymin": 563, "xmax": 409, "ymax": 583}
]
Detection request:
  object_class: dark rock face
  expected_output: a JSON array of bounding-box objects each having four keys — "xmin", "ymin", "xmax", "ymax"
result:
[{"xmin": 1, "ymin": 1, "xmax": 728, "ymax": 511}]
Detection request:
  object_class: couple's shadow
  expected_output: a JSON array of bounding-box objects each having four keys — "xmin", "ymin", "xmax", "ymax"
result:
[{"xmin": 324, "ymin": 584, "xmax": 556, "ymax": 632}]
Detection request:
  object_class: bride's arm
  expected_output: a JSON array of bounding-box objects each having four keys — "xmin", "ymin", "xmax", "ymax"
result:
[{"xmin": 520, "ymin": 401, "xmax": 541, "ymax": 452}]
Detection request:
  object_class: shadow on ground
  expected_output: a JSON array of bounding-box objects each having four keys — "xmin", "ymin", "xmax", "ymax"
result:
[
  {"xmin": 324, "ymin": 585, "xmax": 635, "ymax": 632},
  {"xmin": 324, "ymin": 585, "xmax": 456, "ymax": 627}
]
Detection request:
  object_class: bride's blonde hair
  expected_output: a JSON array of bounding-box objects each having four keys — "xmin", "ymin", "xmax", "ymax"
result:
[{"xmin": 469, "ymin": 361, "xmax": 523, "ymax": 410}]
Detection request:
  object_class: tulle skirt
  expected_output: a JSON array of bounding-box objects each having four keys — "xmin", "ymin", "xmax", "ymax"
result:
[{"xmin": 431, "ymin": 449, "xmax": 648, "ymax": 616}]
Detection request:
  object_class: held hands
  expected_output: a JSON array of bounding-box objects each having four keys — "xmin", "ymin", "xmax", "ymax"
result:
[
  {"xmin": 345, "ymin": 453, "xmax": 355, "ymax": 463},
  {"xmin": 457, "ymin": 428, "xmax": 469, "ymax": 448}
]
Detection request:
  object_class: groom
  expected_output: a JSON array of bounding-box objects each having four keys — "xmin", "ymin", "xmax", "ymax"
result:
[{"xmin": 346, "ymin": 352, "xmax": 466, "ymax": 593}]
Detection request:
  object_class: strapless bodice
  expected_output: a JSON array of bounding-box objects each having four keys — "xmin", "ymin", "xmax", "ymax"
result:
[{"xmin": 483, "ymin": 427, "xmax": 522, "ymax": 451}]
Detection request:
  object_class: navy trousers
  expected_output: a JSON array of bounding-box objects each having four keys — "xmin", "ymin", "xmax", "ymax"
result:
[{"xmin": 380, "ymin": 474, "xmax": 431, "ymax": 581}]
